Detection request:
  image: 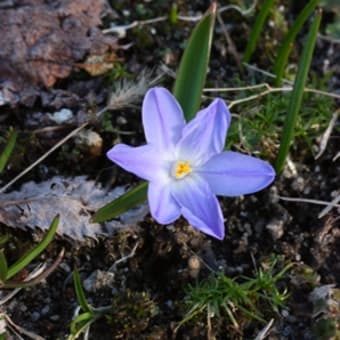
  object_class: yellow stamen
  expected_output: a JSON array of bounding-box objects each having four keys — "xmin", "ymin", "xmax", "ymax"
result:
[{"xmin": 174, "ymin": 161, "xmax": 192, "ymax": 179}]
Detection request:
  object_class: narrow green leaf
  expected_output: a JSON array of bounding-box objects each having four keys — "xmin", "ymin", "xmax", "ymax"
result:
[
  {"xmin": 173, "ymin": 2, "xmax": 217, "ymax": 121},
  {"xmin": 169, "ymin": 3, "xmax": 178, "ymax": 25},
  {"xmin": 275, "ymin": 10, "xmax": 322, "ymax": 173},
  {"xmin": 0, "ymin": 250, "xmax": 8, "ymax": 282},
  {"xmin": 69, "ymin": 312, "xmax": 94, "ymax": 337},
  {"xmin": 6, "ymin": 215, "xmax": 59, "ymax": 280},
  {"xmin": 0, "ymin": 234, "xmax": 9, "ymax": 246},
  {"xmin": 73, "ymin": 268, "xmax": 93, "ymax": 313},
  {"xmin": 274, "ymin": 0, "xmax": 320, "ymax": 85},
  {"xmin": 92, "ymin": 182, "xmax": 148, "ymax": 223},
  {"xmin": 0, "ymin": 129, "xmax": 17, "ymax": 173},
  {"xmin": 242, "ymin": 0, "xmax": 275, "ymax": 63}
]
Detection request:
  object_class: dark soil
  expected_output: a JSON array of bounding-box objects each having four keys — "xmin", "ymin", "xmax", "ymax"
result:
[{"xmin": 0, "ymin": 1, "xmax": 339, "ymax": 339}]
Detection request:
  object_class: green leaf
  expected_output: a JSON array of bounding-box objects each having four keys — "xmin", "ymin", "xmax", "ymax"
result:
[
  {"xmin": 173, "ymin": 2, "xmax": 217, "ymax": 121},
  {"xmin": 92, "ymin": 182, "xmax": 148, "ymax": 223},
  {"xmin": 0, "ymin": 129, "xmax": 17, "ymax": 173},
  {"xmin": 274, "ymin": 0, "xmax": 320, "ymax": 85},
  {"xmin": 73, "ymin": 268, "xmax": 93, "ymax": 313},
  {"xmin": 0, "ymin": 250, "xmax": 8, "ymax": 282},
  {"xmin": 6, "ymin": 215, "xmax": 59, "ymax": 280},
  {"xmin": 242, "ymin": 0, "xmax": 275, "ymax": 63},
  {"xmin": 69, "ymin": 312, "xmax": 94, "ymax": 338},
  {"xmin": 275, "ymin": 10, "xmax": 322, "ymax": 173}
]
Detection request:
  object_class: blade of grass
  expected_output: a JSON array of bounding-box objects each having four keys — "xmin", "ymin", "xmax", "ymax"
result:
[
  {"xmin": 69, "ymin": 312, "xmax": 94, "ymax": 338},
  {"xmin": 274, "ymin": 0, "xmax": 320, "ymax": 85},
  {"xmin": 73, "ymin": 268, "xmax": 93, "ymax": 313},
  {"xmin": 275, "ymin": 10, "xmax": 322, "ymax": 173},
  {"xmin": 173, "ymin": 2, "xmax": 217, "ymax": 121},
  {"xmin": 5, "ymin": 215, "xmax": 59, "ymax": 280},
  {"xmin": 242, "ymin": 0, "xmax": 275, "ymax": 63},
  {"xmin": 92, "ymin": 181, "xmax": 148, "ymax": 223},
  {"xmin": 0, "ymin": 250, "xmax": 8, "ymax": 282},
  {"xmin": 0, "ymin": 129, "xmax": 17, "ymax": 173}
]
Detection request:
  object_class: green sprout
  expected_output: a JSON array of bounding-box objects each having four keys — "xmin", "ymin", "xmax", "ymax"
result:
[
  {"xmin": 176, "ymin": 255, "xmax": 292, "ymax": 337},
  {"xmin": 69, "ymin": 270, "xmax": 158, "ymax": 339},
  {"xmin": 0, "ymin": 215, "xmax": 62, "ymax": 289}
]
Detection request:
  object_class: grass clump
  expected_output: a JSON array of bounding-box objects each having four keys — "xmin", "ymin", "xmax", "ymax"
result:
[
  {"xmin": 177, "ymin": 256, "xmax": 292, "ymax": 337},
  {"xmin": 226, "ymin": 89, "xmax": 336, "ymax": 159}
]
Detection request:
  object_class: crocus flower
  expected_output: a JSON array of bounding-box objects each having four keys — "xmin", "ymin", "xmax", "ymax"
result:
[{"xmin": 107, "ymin": 87, "xmax": 275, "ymax": 239}]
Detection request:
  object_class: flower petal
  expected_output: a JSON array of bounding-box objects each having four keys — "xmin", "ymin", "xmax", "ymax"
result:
[
  {"xmin": 198, "ymin": 151, "xmax": 275, "ymax": 196},
  {"xmin": 148, "ymin": 181, "xmax": 181, "ymax": 224},
  {"xmin": 172, "ymin": 175, "xmax": 225, "ymax": 240},
  {"xmin": 107, "ymin": 144, "xmax": 169, "ymax": 182},
  {"xmin": 177, "ymin": 98, "xmax": 231, "ymax": 165},
  {"xmin": 142, "ymin": 87, "xmax": 185, "ymax": 150}
]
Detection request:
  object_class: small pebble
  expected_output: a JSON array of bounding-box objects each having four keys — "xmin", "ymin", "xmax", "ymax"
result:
[
  {"xmin": 41, "ymin": 305, "xmax": 50, "ymax": 315},
  {"xmin": 266, "ymin": 219, "xmax": 284, "ymax": 240},
  {"xmin": 31, "ymin": 311, "xmax": 41, "ymax": 321}
]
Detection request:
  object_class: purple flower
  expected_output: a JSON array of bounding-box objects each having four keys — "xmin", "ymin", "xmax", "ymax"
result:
[{"xmin": 107, "ymin": 87, "xmax": 275, "ymax": 239}]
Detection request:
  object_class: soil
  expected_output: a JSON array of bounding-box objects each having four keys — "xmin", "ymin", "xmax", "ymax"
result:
[{"xmin": 0, "ymin": 1, "xmax": 339, "ymax": 339}]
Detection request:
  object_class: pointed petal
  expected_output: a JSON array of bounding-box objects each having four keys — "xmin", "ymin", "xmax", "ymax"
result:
[
  {"xmin": 148, "ymin": 181, "xmax": 181, "ymax": 224},
  {"xmin": 172, "ymin": 175, "xmax": 225, "ymax": 240},
  {"xmin": 142, "ymin": 87, "xmax": 185, "ymax": 150},
  {"xmin": 107, "ymin": 144, "xmax": 169, "ymax": 182},
  {"xmin": 198, "ymin": 151, "xmax": 275, "ymax": 196},
  {"xmin": 177, "ymin": 98, "xmax": 231, "ymax": 165}
]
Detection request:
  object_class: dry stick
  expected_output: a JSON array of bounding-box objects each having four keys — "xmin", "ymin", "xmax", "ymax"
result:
[
  {"xmin": 216, "ymin": 11, "xmax": 243, "ymax": 72},
  {"xmin": 2, "ymin": 313, "xmax": 45, "ymax": 340},
  {"xmin": 204, "ymin": 85, "xmax": 340, "ymax": 109},
  {"xmin": 315, "ymin": 109, "xmax": 339, "ymax": 159},
  {"xmin": 278, "ymin": 195, "xmax": 340, "ymax": 217},
  {"xmin": 0, "ymin": 264, "xmax": 46, "ymax": 306},
  {"xmin": 103, "ymin": 0, "xmax": 257, "ymax": 34},
  {"xmin": 318, "ymin": 33, "xmax": 340, "ymax": 44},
  {"xmin": 0, "ymin": 107, "xmax": 107, "ymax": 194},
  {"xmin": 333, "ymin": 151, "xmax": 340, "ymax": 161},
  {"xmin": 254, "ymin": 318, "xmax": 275, "ymax": 340},
  {"xmin": 108, "ymin": 241, "xmax": 139, "ymax": 272},
  {"xmin": 318, "ymin": 194, "xmax": 340, "ymax": 219}
]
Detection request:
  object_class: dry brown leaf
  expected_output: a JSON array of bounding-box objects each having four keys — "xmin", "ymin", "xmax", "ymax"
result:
[
  {"xmin": 75, "ymin": 52, "xmax": 123, "ymax": 76},
  {"xmin": 0, "ymin": 0, "xmax": 118, "ymax": 106},
  {"xmin": 0, "ymin": 176, "xmax": 148, "ymax": 240}
]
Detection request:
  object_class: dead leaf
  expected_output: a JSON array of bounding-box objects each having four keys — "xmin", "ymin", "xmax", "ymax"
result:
[
  {"xmin": 0, "ymin": 0, "xmax": 118, "ymax": 106},
  {"xmin": 0, "ymin": 176, "xmax": 148, "ymax": 240},
  {"xmin": 75, "ymin": 52, "xmax": 123, "ymax": 76}
]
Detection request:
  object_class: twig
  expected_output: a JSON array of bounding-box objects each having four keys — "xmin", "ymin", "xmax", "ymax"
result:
[
  {"xmin": 205, "ymin": 84, "xmax": 340, "ymax": 109},
  {"xmin": 0, "ymin": 264, "xmax": 46, "ymax": 305},
  {"xmin": 254, "ymin": 318, "xmax": 275, "ymax": 340},
  {"xmin": 103, "ymin": 1, "xmax": 257, "ymax": 35},
  {"xmin": 278, "ymin": 195, "xmax": 340, "ymax": 216},
  {"xmin": 243, "ymin": 63, "xmax": 293, "ymax": 85},
  {"xmin": 318, "ymin": 33, "xmax": 340, "ymax": 44},
  {"xmin": 2, "ymin": 313, "xmax": 45, "ymax": 340},
  {"xmin": 333, "ymin": 151, "xmax": 340, "ymax": 161},
  {"xmin": 108, "ymin": 241, "xmax": 139, "ymax": 272},
  {"xmin": 315, "ymin": 109, "xmax": 339, "ymax": 159},
  {"xmin": 318, "ymin": 194, "xmax": 340, "ymax": 219},
  {"xmin": 3, "ymin": 248, "xmax": 65, "ymax": 289},
  {"xmin": 0, "ymin": 121, "xmax": 90, "ymax": 194},
  {"xmin": 204, "ymin": 83, "xmax": 271, "ymax": 92},
  {"xmin": 216, "ymin": 11, "xmax": 243, "ymax": 72}
]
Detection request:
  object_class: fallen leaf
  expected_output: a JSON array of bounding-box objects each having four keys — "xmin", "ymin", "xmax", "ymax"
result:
[
  {"xmin": 75, "ymin": 52, "xmax": 123, "ymax": 76},
  {"xmin": 0, "ymin": 0, "xmax": 118, "ymax": 106},
  {"xmin": 0, "ymin": 176, "xmax": 148, "ymax": 240}
]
